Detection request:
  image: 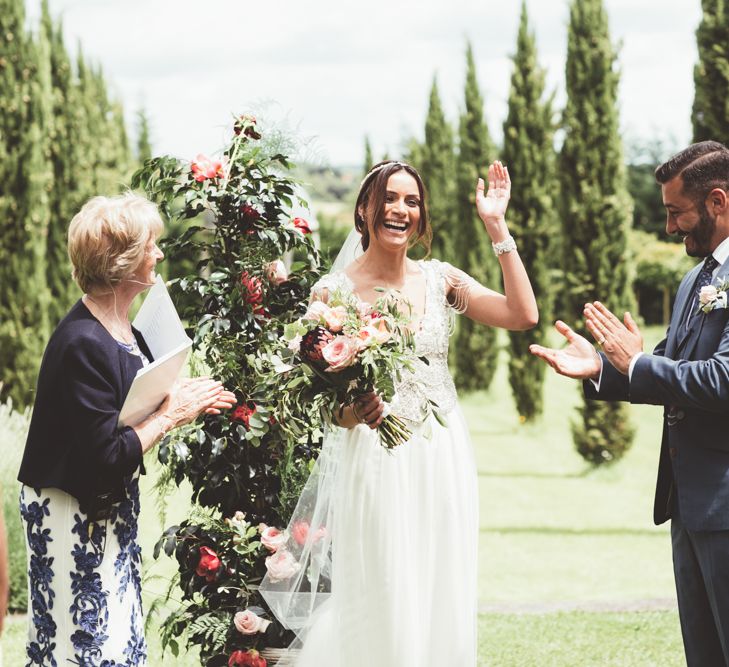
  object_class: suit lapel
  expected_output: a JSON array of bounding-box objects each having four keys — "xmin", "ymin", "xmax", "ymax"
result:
[
  {"xmin": 667, "ymin": 263, "xmax": 701, "ymax": 358},
  {"xmin": 673, "ymin": 255, "xmax": 729, "ymax": 359},
  {"xmin": 675, "ymin": 308, "xmax": 707, "ymax": 359}
]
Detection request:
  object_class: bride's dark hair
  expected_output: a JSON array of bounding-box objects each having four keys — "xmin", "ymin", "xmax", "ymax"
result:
[{"xmin": 354, "ymin": 160, "xmax": 432, "ymax": 254}]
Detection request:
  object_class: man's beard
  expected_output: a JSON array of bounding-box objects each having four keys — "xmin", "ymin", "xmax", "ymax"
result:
[{"xmin": 685, "ymin": 205, "xmax": 716, "ymax": 257}]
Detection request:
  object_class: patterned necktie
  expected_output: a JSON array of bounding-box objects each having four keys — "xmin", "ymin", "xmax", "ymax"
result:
[{"xmin": 686, "ymin": 255, "xmax": 719, "ymax": 328}]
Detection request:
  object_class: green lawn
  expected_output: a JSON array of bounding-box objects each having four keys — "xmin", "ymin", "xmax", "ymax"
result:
[{"xmin": 1, "ymin": 326, "xmax": 686, "ymax": 665}]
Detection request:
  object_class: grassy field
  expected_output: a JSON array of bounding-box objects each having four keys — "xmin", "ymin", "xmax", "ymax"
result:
[{"xmin": 1, "ymin": 326, "xmax": 686, "ymax": 665}]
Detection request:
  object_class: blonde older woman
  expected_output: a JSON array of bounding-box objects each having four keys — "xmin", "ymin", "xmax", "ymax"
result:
[{"xmin": 17, "ymin": 192, "xmax": 235, "ymax": 666}]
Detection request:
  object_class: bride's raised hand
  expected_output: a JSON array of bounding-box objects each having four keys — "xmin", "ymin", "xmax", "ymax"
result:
[
  {"xmin": 529, "ymin": 320, "xmax": 602, "ymax": 380},
  {"xmin": 476, "ymin": 161, "xmax": 511, "ymax": 240}
]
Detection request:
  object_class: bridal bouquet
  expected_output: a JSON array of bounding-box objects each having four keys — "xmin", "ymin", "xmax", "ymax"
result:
[{"xmin": 270, "ymin": 288, "xmax": 419, "ymax": 449}]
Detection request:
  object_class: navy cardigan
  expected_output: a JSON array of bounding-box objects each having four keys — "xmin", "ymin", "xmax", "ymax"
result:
[{"xmin": 18, "ymin": 300, "xmax": 153, "ymax": 513}]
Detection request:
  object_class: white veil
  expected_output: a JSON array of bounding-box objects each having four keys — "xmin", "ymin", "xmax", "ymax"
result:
[
  {"xmin": 259, "ymin": 426, "xmax": 344, "ymax": 639},
  {"xmin": 259, "ymin": 229, "xmax": 363, "ymax": 642},
  {"xmin": 329, "ymin": 228, "xmax": 363, "ymax": 273}
]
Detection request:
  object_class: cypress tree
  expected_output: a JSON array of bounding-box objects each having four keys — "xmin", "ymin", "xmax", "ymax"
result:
[
  {"xmin": 363, "ymin": 135, "xmax": 373, "ymax": 174},
  {"xmin": 420, "ymin": 76, "xmax": 456, "ymax": 262},
  {"xmin": 0, "ymin": 0, "xmax": 53, "ymax": 406},
  {"xmin": 502, "ymin": 0, "xmax": 556, "ymax": 422},
  {"xmin": 43, "ymin": 2, "xmax": 80, "ymax": 323},
  {"xmin": 691, "ymin": 0, "xmax": 729, "ymax": 145},
  {"xmin": 452, "ymin": 42, "xmax": 498, "ymax": 392},
  {"xmin": 560, "ymin": 0, "xmax": 635, "ymax": 464},
  {"xmin": 136, "ymin": 107, "xmax": 152, "ymax": 162},
  {"xmin": 76, "ymin": 57, "xmax": 128, "ymax": 194},
  {"xmin": 0, "ymin": 3, "xmax": 134, "ymax": 405}
]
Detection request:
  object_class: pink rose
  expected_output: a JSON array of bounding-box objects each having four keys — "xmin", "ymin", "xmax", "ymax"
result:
[
  {"xmin": 234, "ymin": 609, "xmax": 271, "ymax": 635},
  {"xmin": 265, "ymin": 549, "xmax": 300, "ymax": 583},
  {"xmin": 357, "ymin": 301, "xmax": 373, "ymax": 319},
  {"xmin": 357, "ymin": 323, "xmax": 390, "ymax": 347},
  {"xmin": 191, "ymin": 154, "xmax": 227, "ymax": 182},
  {"xmin": 323, "ymin": 305, "xmax": 347, "ymax": 333},
  {"xmin": 304, "ymin": 300, "xmax": 330, "ymax": 323},
  {"xmin": 291, "ymin": 521, "xmax": 310, "ymax": 546},
  {"xmin": 292, "ymin": 520, "xmax": 328, "ymax": 546},
  {"xmin": 368, "ymin": 317, "xmax": 390, "ymax": 333},
  {"xmin": 321, "ymin": 335, "xmax": 360, "ymax": 372},
  {"xmin": 265, "ymin": 260, "xmax": 288, "ymax": 285},
  {"xmin": 259, "ymin": 525, "xmax": 287, "ymax": 552}
]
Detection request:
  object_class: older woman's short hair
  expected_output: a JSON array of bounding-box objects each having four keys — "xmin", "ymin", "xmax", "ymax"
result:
[{"xmin": 68, "ymin": 192, "xmax": 163, "ymax": 294}]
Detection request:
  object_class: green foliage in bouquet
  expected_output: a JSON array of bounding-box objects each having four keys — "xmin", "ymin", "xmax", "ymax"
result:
[
  {"xmin": 265, "ymin": 287, "xmax": 425, "ymax": 451},
  {"xmin": 132, "ymin": 115, "xmax": 324, "ymax": 664}
]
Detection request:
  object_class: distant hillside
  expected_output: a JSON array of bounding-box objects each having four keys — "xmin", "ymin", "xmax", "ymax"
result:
[{"xmin": 293, "ymin": 164, "xmax": 361, "ymax": 266}]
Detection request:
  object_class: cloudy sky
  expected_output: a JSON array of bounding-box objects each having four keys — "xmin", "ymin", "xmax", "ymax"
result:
[{"xmin": 27, "ymin": 0, "xmax": 702, "ymax": 166}]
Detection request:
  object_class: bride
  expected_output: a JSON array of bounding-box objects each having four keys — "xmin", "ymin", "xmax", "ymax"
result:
[{"xmin": 262, "ymin": 159, "xmax": 537, "ymax": 666}]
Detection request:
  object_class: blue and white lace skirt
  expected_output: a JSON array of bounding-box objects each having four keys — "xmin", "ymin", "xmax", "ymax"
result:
[{"xmin": 19, "ymin": 473, "xmax": 147, "ymax": 667}]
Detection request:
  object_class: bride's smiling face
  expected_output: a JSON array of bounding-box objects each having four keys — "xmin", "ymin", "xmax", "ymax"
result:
[{"xmin": 365, "ymin": 170, "xmax": 422, "ymax": 251}]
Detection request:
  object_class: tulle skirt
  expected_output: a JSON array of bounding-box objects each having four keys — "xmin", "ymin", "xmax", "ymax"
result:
[{"xmin": 296, "ymin": 407, "xmax": 479, "ymax": 667}]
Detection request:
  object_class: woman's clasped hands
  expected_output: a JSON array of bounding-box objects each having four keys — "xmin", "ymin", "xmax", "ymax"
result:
[{"xmin": 158, "ymin": 377, "xmax": 237, "ymax": 431}]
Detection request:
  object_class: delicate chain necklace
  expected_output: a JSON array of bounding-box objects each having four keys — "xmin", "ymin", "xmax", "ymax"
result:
[{"xmin": 84, "ymin": 294, "xmax": 134, "ymax": 344}]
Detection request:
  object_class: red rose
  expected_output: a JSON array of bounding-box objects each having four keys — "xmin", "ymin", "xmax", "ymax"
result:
[
  {"xmin": 228, "ymin": 649, "xmax": 266, "ymax": 667},
  {"xmin": 195, "ymin": 546, "xmax": 221, "ymax": 582},
  {"xmin": 299, "ymin": 326, "xmax": 334, "ymax": 365},
  {"xmin": 292, "ymin": 217, "xmax": 312, "ymax": 234},
  {"xmin": 233, "ymin": 114, "xmax": 262, "ymax": 140},
  {"xmin": 239, "ymin": 204, "xmax": 260, "ymax": 233},
  {"xmin": 240, "ymin": 272, "xmax": 267, "ymax": 316},
  {"xmin": 231, "ymin": 403, "xmax": 256, "ymax": 428}
]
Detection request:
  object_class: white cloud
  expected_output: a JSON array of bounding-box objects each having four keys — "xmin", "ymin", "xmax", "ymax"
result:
[{"xmin": 27, "ymin": 0, "xmax": 703, "ymax": 165}]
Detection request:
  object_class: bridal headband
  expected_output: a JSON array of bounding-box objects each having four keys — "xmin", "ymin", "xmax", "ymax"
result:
[{"xmin": 360, "ymin": 161, "xmax": 409, "ymax": 187}]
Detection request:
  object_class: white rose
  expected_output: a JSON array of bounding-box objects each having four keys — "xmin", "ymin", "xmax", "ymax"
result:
[
  {"xmin": 265, "ymin": 259, "xmax": 289, "ymax": 285},
  {"xmin": 225, "ymin": 511, "xmax": 247, "ymax": 530},
  {"xmin": 259, "ymin": 525, "xmax": 287, "ymax": 553},
  {"xmin": 287, "ymin": 333, "xmax": 303, "ymax": 352},
  {"xmin": 700, "ymin": 285, "xmax": 718, "ymax": 305},
  {"xmin": 234, "ymin": 609, "xmax": 271, "ymax": 635}
]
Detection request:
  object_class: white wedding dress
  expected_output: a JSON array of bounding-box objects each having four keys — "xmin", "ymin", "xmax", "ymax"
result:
[{"xmin": 262, "ymin": 259, "xmax": 479, "ymax": 667}]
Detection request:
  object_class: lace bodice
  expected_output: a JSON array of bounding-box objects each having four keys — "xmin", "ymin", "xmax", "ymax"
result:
[{"xmin": 312, "ymin": 259, "xmax": 459, "ymax": 422}]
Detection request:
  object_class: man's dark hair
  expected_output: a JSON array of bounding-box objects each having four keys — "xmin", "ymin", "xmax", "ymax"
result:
[{"xmin": 655, "ymin": 140, "xmax": 729, "ymax": 205}]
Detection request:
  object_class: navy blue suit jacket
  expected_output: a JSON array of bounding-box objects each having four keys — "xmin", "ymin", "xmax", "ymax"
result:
[
  {"xmin": 18, "ymin": 300, "xmax": 152, "ymax": 513},
  {"xmin": 585, "ymin": 257, "xmax": 729, "ymax": 531}
]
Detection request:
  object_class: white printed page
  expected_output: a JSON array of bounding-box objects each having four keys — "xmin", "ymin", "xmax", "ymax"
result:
[
  {"xmin": 132, "ymin": 275, "xmax": 190, "ymax": 360},
  {"xmin": 119, "ymin": 277, "xmax": 193, "ymax": 426}
]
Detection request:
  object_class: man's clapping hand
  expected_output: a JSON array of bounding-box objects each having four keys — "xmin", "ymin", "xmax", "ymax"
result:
[{"xmin": 583, "ymin": 302, "xmax": 643, "ymax": 375}]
